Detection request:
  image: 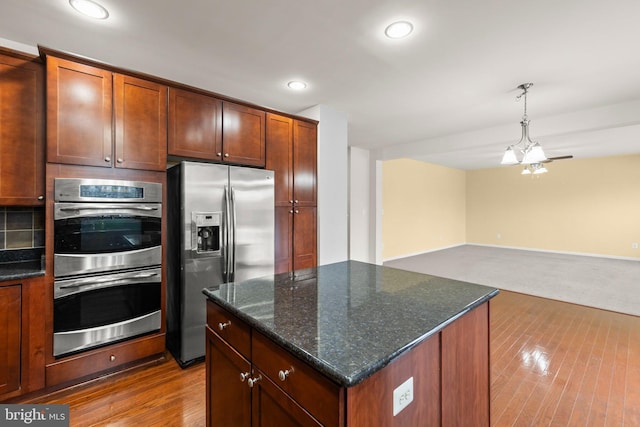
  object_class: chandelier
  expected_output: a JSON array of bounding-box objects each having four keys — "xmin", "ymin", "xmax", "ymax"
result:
[{"xmin": 500, "ymin": 83, "xmax": 548, "ymax": 174}]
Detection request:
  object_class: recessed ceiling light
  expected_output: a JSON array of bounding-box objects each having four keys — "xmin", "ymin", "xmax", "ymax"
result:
[
  {"xmin": 385, "ymin": 21, "xmax": 413, "ymax": 39},
  {"xmin": 69, "ymin": 0, "xmax": 109, "ymax": 20},
  {"xmin": 287, "ymin": 81, "xmax": 307, "ymax": 90}
]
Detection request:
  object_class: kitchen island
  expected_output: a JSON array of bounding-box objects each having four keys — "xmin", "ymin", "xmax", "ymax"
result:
[{"xmin": 203, "ymin": 260, "xmax": 499, "ymax": 426}]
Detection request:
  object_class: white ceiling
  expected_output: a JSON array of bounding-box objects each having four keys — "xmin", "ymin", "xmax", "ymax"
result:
[{"xmin": 2, "ymin": 0, "xmax": 640, "ymax": 170}]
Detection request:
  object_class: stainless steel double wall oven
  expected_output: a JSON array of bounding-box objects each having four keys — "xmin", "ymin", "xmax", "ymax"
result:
[{"xmin": 53, "ymin": 178, "xmax": 162, "ymax": 357}]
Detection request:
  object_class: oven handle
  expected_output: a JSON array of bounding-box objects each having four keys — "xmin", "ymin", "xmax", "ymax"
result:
[
  {"xmin": 54, "ymin": 270, "xmax": 161, "ymax": 299},
  {"xmin": 58, "ymin": 272, "xmax": 159, "ymax": 288},
  {"xmin": 55, "ymin": 203, "xmax": 162, "ymax": 220},
  {"xmin": 59, "ymin": 206, "xmax": 159, "ymax": 211}
]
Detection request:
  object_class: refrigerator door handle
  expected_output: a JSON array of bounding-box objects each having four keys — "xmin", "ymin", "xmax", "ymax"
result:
[
  {"xmin": 223, "ymin": 185, "xmax": 231, "ymax": 282},
  {"xmin": 229, "ymin": 187, "xmax": 237, "ymax": 282}
]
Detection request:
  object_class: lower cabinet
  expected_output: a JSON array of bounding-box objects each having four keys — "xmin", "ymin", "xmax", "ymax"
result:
[
  {"xmin": 206, "ymin": 301, "xmax": 337, "ymax": 427},
  {"xmin": 0, "ymin": 284, "xmax": 21, "ymax": 398}
]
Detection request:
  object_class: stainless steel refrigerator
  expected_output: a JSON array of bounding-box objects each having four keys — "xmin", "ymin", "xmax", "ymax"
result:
[{"xmin": 167, "ymin": 161, "xmax": 274, "ymax": 367}]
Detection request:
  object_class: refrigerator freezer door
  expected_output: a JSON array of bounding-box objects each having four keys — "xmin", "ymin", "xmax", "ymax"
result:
[
  {"xmin": 229, "ymin": 166, "xmax": 275, "ymax": 283},
  {"xmin": 180, "ymin": 162, "xmax": 228, "ymax": 363}
]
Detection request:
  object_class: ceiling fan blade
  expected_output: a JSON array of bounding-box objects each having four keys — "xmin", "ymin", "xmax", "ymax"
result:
[{"xmin": 542, "ymin": 155, "xmax": 574, "ymax": 163}]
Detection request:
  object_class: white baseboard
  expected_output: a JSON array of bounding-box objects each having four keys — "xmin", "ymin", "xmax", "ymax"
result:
[
  {"xmin": 467, "ymin": 243, "xmax": 640, "ymax": 262},
  {"xmin": 384, "ymin": 242, "xmax": 640, "ymax": 263}
]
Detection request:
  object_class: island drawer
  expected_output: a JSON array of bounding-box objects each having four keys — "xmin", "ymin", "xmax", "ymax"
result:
[
  {"xmin": 252, "ymin": 331, "xmax": 342, "ymax": 427},
  {"xmin": 207, "ymin": 301, "xmax": 251, "ymax": 359}
]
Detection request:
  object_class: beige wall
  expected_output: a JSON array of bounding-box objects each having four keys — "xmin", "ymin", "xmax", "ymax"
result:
[
  {"xmin": 467, "ymin": 154, "xmax": 640, "ymax": 258},
  {"xmin": 382, "ymin": 154, "xmax": 640, "ymax": 261},
  {"xmin": 382, "ymin": 159, "xmax": 466, "ymax": 259}
]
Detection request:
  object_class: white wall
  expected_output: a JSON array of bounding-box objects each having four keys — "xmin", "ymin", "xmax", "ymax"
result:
[
  {"xmin": 349, "ymin": 147, "xmax": 370, "ymax": 262},
  {"xmin": 297, "ymin": 104, "xmax": 349, "ymax": 266}
]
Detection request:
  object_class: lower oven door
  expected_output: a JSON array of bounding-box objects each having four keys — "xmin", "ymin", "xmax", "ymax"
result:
[{"xmin": 53, "ymin": 267, "xmax": 162, "ymax": 357}]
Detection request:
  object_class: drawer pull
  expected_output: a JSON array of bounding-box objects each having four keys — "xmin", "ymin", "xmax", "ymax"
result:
[
  {"xmin": 240, "ymin": 372, "xmax": 250, "ymax": 382},
  {"xmin": 110, "ymin": 355, "xmax": 116, "ymax": 362},
  {"xmin": 218, "ymin": 321, "xmax": 231, "ymax": 331},
  {"xmin": 278, "ymin": 367, "xmax": 295, "ymax": 381},
  {"xmin": 247, "ymin": 374, "xmax": 262, "ymax": 388}
]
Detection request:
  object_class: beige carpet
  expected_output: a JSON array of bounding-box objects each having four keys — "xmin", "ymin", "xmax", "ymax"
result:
[{"xmin": 384, "ymin": 245, "xmax": 640, "ymax": 317}]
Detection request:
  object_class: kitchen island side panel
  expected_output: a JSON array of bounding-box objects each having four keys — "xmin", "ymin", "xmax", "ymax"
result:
[{"xmin": 345, "ymin": 330, "xmax": 441, "ymax": 426}]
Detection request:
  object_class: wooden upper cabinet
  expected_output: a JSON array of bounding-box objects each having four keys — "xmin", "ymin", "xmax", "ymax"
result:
[
  {"xmin": 0, "ymin": 50, "xmax": 45, "ymax": 205},
  {"xmin": 266, "ymin": 114, "xmax": 317, "ymax": 206},
  {"xmin": 168, "ymin": 88, "xmax": 222, "ymax": 160},
  {"xmin": 46, "ymin": 56, "xmax": 167, "ymax": 171},
  {"xmin": 292, "ymin": 120, "xmax": 317, "ymax": 207},
  {"xmin": 114, "ymin": 74, "xmax": 167, "ymax": 171},
  {"xmin": 222, "ymin": 102, "xmax": 265, "ymax": 167},
  {"xmin": 46, "ymin": 56, "xmax": 113, "ymax": 168},
  {"xmin": 266, "ymin": 113, "xmax": 293, "ymax": 206}
]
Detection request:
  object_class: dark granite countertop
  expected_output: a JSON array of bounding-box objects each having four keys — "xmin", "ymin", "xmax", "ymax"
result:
[
  {"xmin": 0, "ymin": 260, "xmax": 45, "ymax": 281},
  {"xmin": 0, "ymin": 248, "xmax": 45, "ymax": 281},
  {"xmin": 202, "ymin": 260, "xmax": 498, "ymax": 388}
]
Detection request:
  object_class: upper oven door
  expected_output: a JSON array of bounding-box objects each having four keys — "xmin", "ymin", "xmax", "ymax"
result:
[{"xmin": 54, "ymin": 202, "xmax": 162, "ymax": 277}]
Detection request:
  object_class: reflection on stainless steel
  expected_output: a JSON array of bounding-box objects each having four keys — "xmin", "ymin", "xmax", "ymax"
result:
[
  {"xmin": 54, "ymin": 202, "xmax": 162, "ymax": 220},
  {"xmin": 53, "ymin": 310, "xmax": 161, "ymax": 357},
  {"xmin": 54, "ymin": 246, "xmax": 161, "ymax": 278},
  {"xmin": 55, "ymin": 267, "xmax": 161, "ymax": 299}
]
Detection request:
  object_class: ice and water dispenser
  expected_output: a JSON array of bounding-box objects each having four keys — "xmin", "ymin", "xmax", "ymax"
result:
[{"xmin": 191, "ymin": 212, "xmax": 221, "ymax": 255}]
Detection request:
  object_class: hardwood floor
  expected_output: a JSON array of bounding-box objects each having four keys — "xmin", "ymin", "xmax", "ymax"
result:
[
  {"xmin": 491, "ymin": 291, "xmax": 640, "ymax": 427},
  {"xmin": 13, "ymin": 290, "xmax": 640, "ymax": 426}
]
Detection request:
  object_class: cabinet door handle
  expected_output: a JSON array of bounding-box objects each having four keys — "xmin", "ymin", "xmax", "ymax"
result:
[
  {"xmin": 247, "ymin": 374, "xmax": 262, "ymax": 388},
  {"xmin": 289, "ymin": 210, "xmax": 294, "ymax": 214},
  {"xmin": 294, "ymin": 200, "xmax": 299, "ymax": 204},
  {"xmin": 224, "ymin": 153, "xmax": 229, "ymax": 157},
  {"xmin": 294, "ymin": 210, "xmax": 299, "ymax": 214},
  {"xmin": 216, "ymin": 152, "xmax": 222, "ymax": 156},
  {"xmin": 117, "ymin": 158, "xmax": 123, "ymax": 163},
  {"xmin": 289, "ymin": 200, "xmax": 294, "ymax": 204},
  {"xmin": 105, "ymin": 156, "xmax": 111, "ymax": 162},
  {"xmin": 218, "ymin": 321, "xmax": 231, "ymax": 331},
  {"xmin": 278, "ymin": 367, "xmax": 294, "ymax": 381},
  {"xmin": 240, "ymin": 372, "xmax": 250, "ymax": 382},
  {"xmin": 37, "ymin": 195, "xmax": 44, "ymax": 201}
]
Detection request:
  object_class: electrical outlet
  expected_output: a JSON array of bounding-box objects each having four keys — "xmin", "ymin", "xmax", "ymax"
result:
[
  {"xmin": 393, "ymin": 377, "xmax": 413, "ymax": 416},
  {"xmin": 497, "ymin": 233, "xmax": 501, "ymax": 240},
  {"xmin": 633, "ymin": 243, "xmax": 638, "ymax": 249}
]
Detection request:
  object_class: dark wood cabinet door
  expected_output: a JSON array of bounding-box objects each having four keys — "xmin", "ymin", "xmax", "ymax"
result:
[
  {"xmin": 251, "ymin": 371, "xmax": 323, "ymax": 427},
  {"xmin": 168, "ymin": 88, "xmax": 222, "ymax": 160},
  {"xmin": 0, "ymin": 51, "xmax": 45, "ymax": 205},
  {"xmin": 266, "ymin": 113, "xmax": 293, "ymax": 206},
  {"xmin": 114, "ymin": 74, "xmax": 167, "ymax": 171},
  {"xmin": 46, "ymin": 56, "xmax": 113, "ymax": 167},
  {"xmin": 274, "ymin": 206, "xmax": 293, "ymax": 274},
  {"xmin": 292, "ymin": 121, "xmax": 317, "ymax": 207},
  {"xmin": 222, "ymin": 102, "xmax": 265, "ymax": 167},
  {"xmin": 0, "ymin": 284, "xmax": 21, "ymax": 397},
  {"xmin": 293, "ymin": 207, "xmax": 317, "ymax": 271},
  {"xmin": 206, "ymin": 327, "xmax": 251, "ymax": 427}
]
